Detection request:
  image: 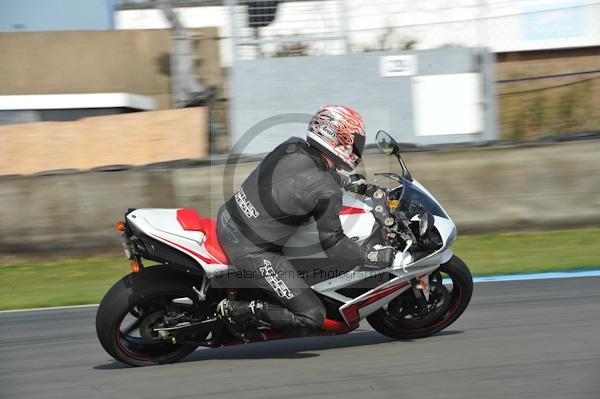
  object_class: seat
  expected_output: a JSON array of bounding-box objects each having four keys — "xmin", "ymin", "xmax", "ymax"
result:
[{"xmin": 176, "ymin": 208, "xmax": 230, "ymax": 264}]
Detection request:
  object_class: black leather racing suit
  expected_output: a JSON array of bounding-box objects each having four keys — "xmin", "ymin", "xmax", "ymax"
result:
[{"xmin": 216, "ymin": 137, "xmax": 366, "ymax": 331}]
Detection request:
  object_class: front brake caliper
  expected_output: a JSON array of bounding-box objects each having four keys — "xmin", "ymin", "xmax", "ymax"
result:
[{"xmin": 410, "ymin": 277, "xmax": 430, "ymax": 313}]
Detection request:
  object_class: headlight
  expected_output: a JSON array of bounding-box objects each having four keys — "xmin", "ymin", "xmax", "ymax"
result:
[
  {"xmin": 419, "ymin": 214, "xmax": 428, "ymax": 236},
  {"xmin": 418, "ymin": 211, "xmax": 434, "ymax": 237}
]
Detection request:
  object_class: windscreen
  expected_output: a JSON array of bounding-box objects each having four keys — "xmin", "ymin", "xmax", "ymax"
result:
[{"xmin": 396, "ymin": 177, "xmax": 448, "ymax": 219}]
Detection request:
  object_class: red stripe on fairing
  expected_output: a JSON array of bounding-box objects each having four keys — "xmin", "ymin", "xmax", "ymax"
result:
[
  {"xmin": 339, "ymin": 206, "xmax": 366, "ymax": 215},
  {"xmin": 341, "ymin": 281, "xmax": 410, "ymax": 325},
  {"xmin": 322, "ymin": 318, "xmax": 351, "ymax": 332},
  {"xmin": 151, "ymin": 233, "xmax": 219, "ymax": 265}
]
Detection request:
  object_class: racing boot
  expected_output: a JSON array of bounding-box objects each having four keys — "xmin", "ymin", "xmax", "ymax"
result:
[
  {"xmin": 218, "ymin": 298, "xmax": 322, "ymax": 339},
  {"xmin": 217, "ymin": 299, "xmax": 264, "ymax": 341}
]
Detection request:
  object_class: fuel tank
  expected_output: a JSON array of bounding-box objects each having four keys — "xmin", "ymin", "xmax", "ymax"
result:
[{"xmin": 283, "ymin": 194, "xmax": 375, "ymax": 259}]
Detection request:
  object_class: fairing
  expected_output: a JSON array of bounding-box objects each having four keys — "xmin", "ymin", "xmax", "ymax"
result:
[
  {"xmin": 123, "ymin": 175, "xmax": 457, "ymax": 326},
  {"xmin": 126, "ymin": 209, "xmax": 228, "ymax": 278}
]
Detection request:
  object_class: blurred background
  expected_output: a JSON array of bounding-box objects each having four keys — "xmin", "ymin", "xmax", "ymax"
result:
[{"xmin": 0, "ymin": 0, "xmax": 599, "ymax": 308}]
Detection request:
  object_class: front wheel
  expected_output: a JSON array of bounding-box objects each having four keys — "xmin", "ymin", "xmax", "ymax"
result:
[
  {"xmin": 96, "ymin": 266, "xmax": 206, "ymax": 367},
  {"xmin": 367, "ymin": 255, "xmax": 473, "ymax": 339}
]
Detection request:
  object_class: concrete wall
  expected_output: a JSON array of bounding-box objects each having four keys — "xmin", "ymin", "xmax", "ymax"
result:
[
  {"xmin": 0, "ymin": 107, "xmax": 209, "ymax": 175},
  {"xmin": 0, "ymin": 28, "xmax": 224, "ymax": 108},
  {"xmin": 1, "ymin": 139, "xmax": 599, "ymax": 263}
]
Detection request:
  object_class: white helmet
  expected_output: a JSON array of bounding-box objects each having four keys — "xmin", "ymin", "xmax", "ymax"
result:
[{"xmin": 307, "ymin": 105, "xmax": 366, "ymax": 172}]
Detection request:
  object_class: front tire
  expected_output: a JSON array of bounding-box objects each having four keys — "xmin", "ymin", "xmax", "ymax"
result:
[
  {"xmin": 367, "ymin": 255, "xmax": 473, "ymax": 340},
  {"xmin": 96, "ymin": 266, "xmax": 203, "ymax": 367}
]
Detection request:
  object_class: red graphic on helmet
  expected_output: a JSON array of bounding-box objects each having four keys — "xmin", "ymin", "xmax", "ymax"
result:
[{"xmin": 307, "ymin": 105, "xmax": 366, "ymax": 172}]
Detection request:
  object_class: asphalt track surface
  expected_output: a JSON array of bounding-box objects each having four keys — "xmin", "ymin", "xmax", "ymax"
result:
[{"xmin": 1, "ymin": 277, "xmax": 599, "ymax": 399}]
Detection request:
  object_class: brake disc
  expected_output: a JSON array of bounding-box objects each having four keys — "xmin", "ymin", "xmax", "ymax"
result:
[{"xmin": 139, "ymin": 311, "xmax": 168, "ymax": 342}]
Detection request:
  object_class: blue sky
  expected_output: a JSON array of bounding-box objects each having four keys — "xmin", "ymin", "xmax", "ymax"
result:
[{"xmin": 0, "ymin": 0, "xmax": 115, "ymax": 32}]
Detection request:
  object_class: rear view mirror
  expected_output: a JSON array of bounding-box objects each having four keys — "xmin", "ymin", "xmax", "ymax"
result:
[{"xmin": 375, "ymin": 130, "xmax": 397, "ymax": 155}]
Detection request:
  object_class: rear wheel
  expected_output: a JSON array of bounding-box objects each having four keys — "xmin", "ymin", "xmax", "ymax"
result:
[
  {"xmin": 96, "ymin": 266, "xmax": 207, "ymax": 367},
  {"xmin": 367, "ymin": 256, "xmax": 473, "ymax": 339}
]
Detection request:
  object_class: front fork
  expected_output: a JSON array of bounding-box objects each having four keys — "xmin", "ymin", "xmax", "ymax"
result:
[{"xmin": 411, "ymin": 275, "xmax": 432, "ymax": 313}]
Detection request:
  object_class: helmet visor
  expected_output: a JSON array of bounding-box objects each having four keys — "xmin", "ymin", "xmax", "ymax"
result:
[{"xmin": 352, "ymin": 133, "xmax": 365, "ymax": 159}]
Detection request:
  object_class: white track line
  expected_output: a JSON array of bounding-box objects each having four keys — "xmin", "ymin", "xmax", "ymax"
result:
[
  {"xmin": 0, "ymin": 303, "xmax": 99, "ymax": 314},
  {"xmin": 472, "ymin": 269, "xmax": 600, "ymax": 283},
  {"xmin": 1, "ymin": 270, "xmax": 599, "ymax": 314}
]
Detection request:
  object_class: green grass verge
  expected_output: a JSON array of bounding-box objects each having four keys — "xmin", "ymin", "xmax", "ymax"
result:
[
  {"xmin": 453, "ymin": 227, "xmax": 600, "ymax": 276},
  {"xmin": 1, "ymin": 227, "xmax": 599, "ymax": 310},
  {"xmin": 0, "ymin": 259, "xmax": 130, "ymax": 311}
]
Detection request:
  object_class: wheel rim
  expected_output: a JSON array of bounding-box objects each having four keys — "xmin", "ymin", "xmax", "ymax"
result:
[
  {"xmin": 115, "ymin": 292, "xmax": 199, "ymax": 362},
  {"xmin": 381, "ymin": 268, "xmax": 464, "ymax": 332}
]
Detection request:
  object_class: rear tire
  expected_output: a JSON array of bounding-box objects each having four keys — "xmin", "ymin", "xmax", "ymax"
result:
[
  {"xmin": 367, "ymin": 256, "xmax": 473, "ymax": 340},
  {"xmin": 95, "ymin": 266, "xmax": 203, "ymax": 367}
]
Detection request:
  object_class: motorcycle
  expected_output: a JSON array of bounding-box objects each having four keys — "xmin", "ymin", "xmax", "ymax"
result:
[{"xmin": 96, "ymin": 130, "xmax": 473, "ymax": 367}]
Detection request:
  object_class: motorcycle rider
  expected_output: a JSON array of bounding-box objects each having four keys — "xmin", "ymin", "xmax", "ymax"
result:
[{"xmin": 216, "ymin": 105, "xmax": 396, "ymax": 339}]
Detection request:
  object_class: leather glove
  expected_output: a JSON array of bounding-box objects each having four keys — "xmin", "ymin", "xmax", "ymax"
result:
[
  {"xmin": 343, "ymin": 174, "xmax": 368, "ymax": 195},
  {"xmin": 364, "ymin": 245, "xmax": 397, "ymax": 269}
]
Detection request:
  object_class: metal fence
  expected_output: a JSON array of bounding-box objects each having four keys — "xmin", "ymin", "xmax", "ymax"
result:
[
  {"xmin": 117, "ymin": 1, "xmax": 600, "ymax": 62},
  {"xmin": 224, "ymin": 0, "xmax": 600, "ymax": 63},
  {"xmin": 227, "ymin": 0, "xmax": 347, "ymax": 60}
]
